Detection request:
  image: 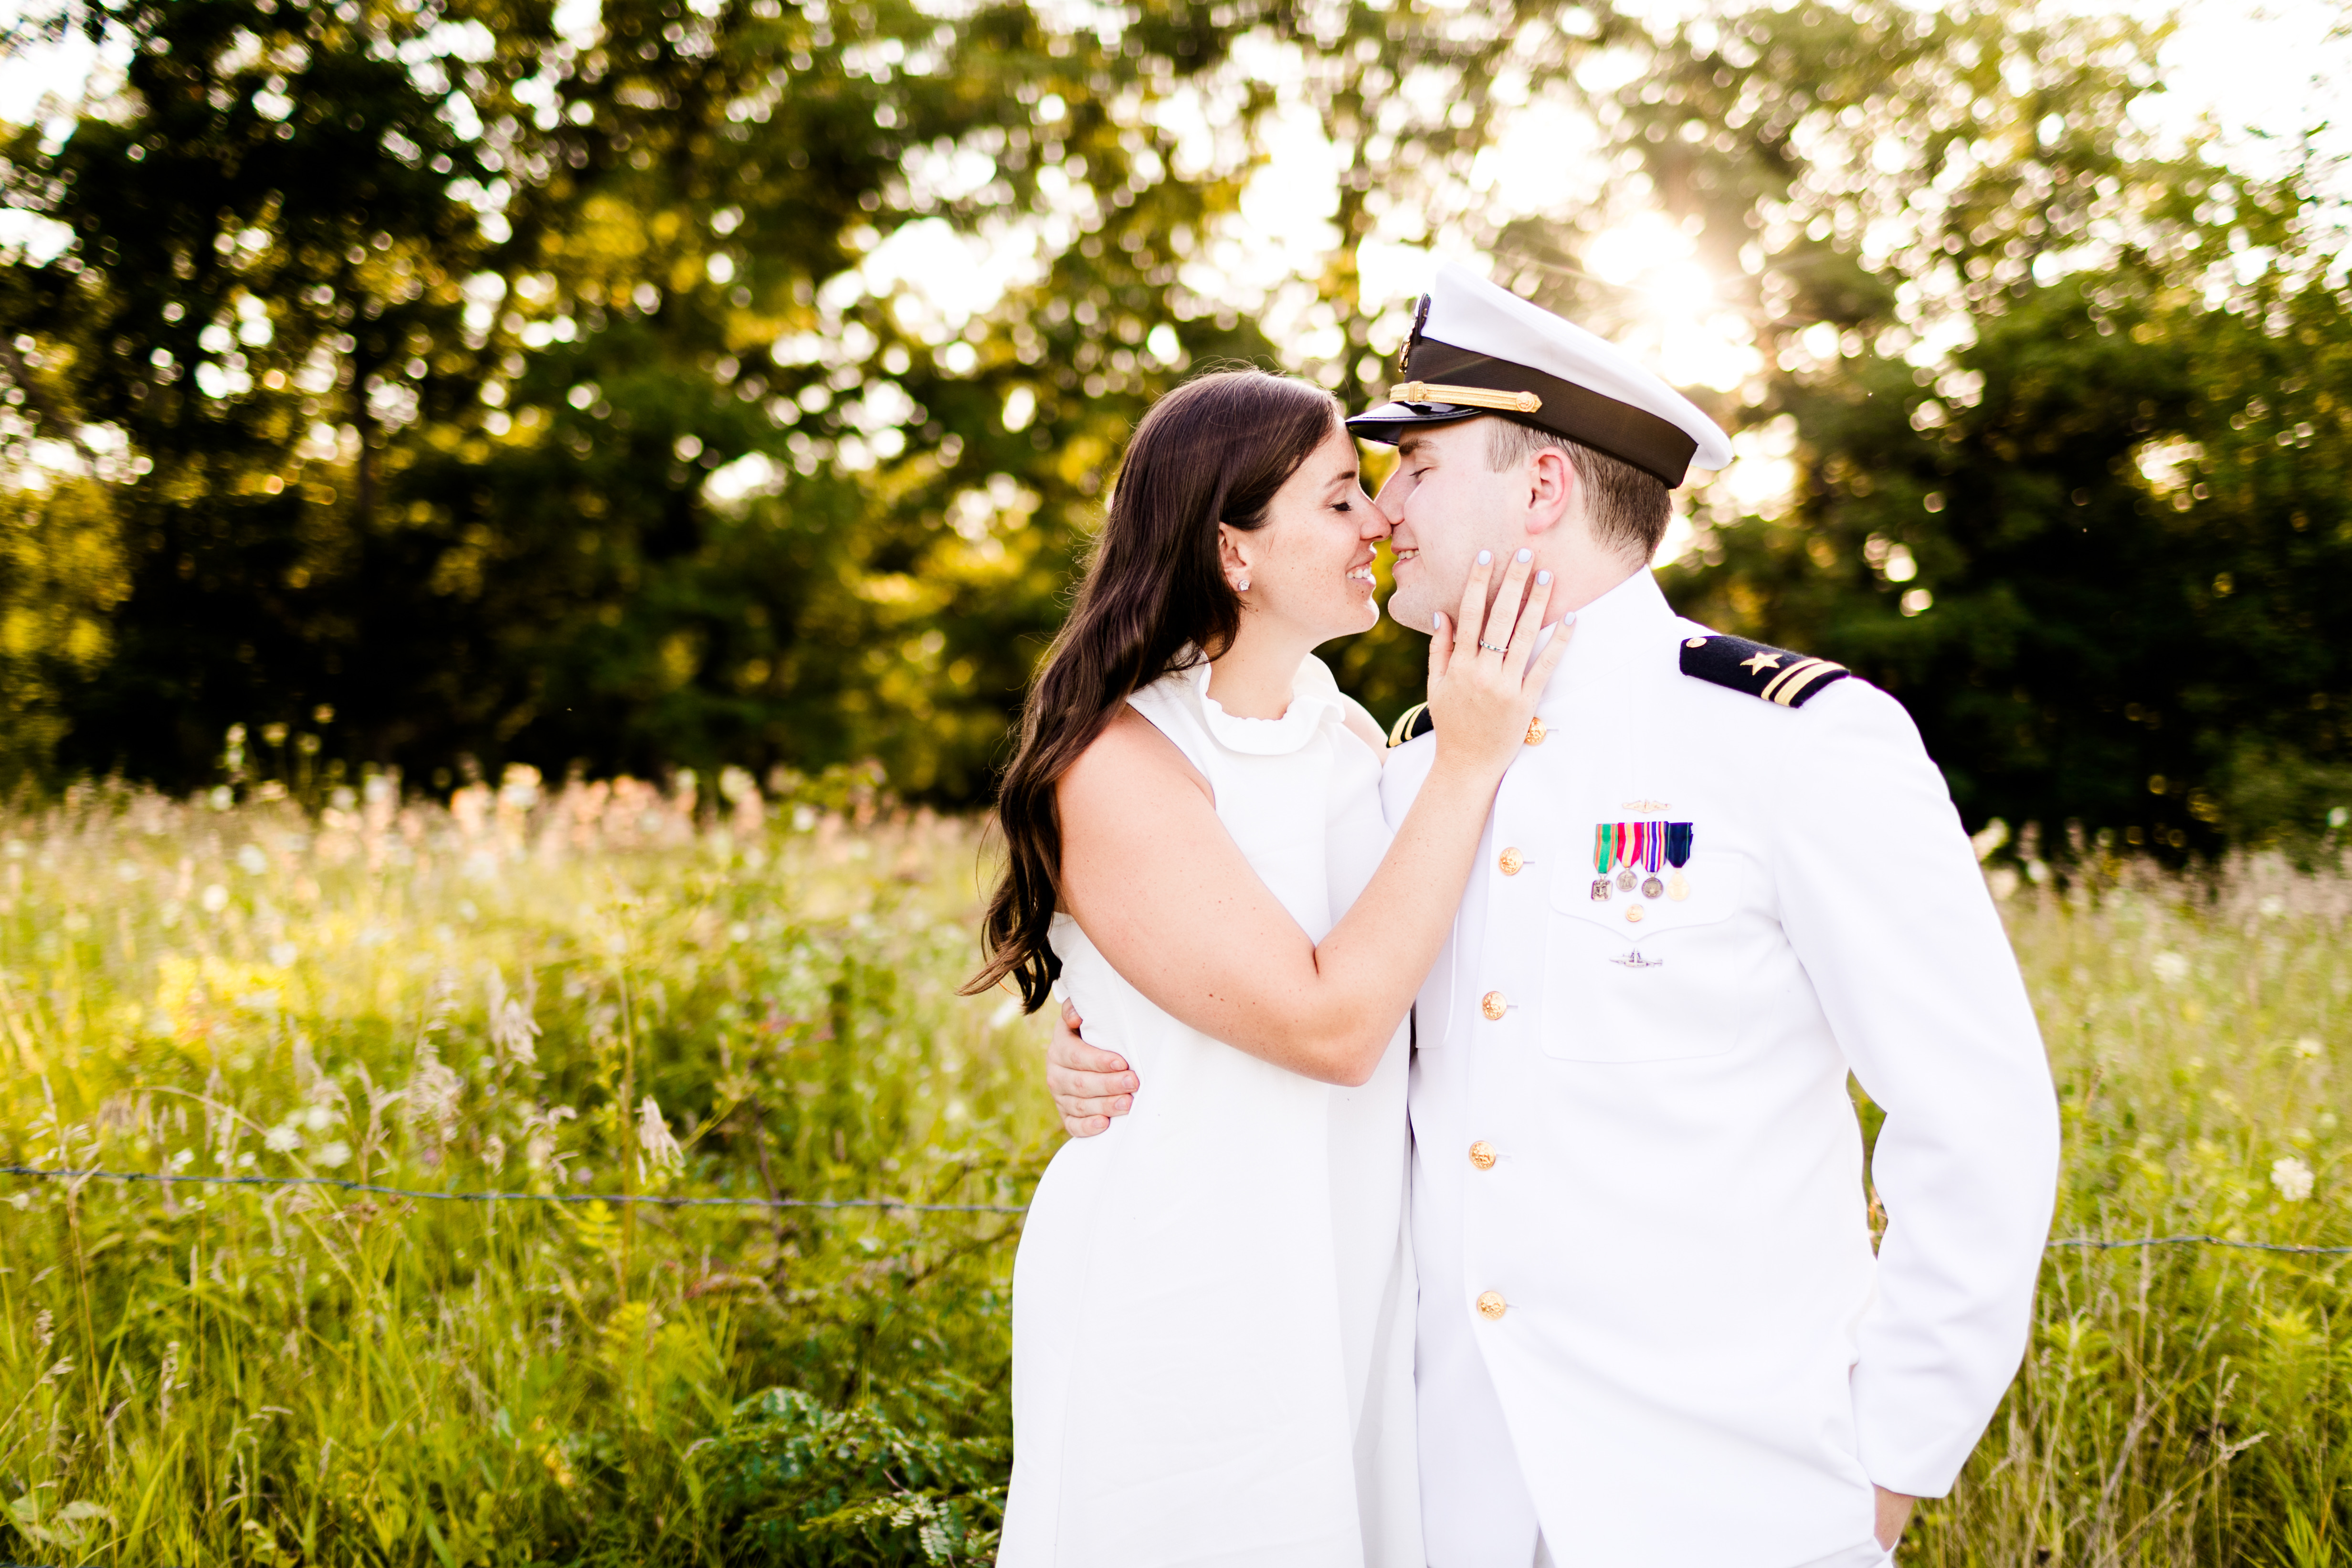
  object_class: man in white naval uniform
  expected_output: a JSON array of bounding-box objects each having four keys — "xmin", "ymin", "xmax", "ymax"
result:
[{"xmin": 1044, "ymin": 262, "xmax": 2060, "ymax": 1567}]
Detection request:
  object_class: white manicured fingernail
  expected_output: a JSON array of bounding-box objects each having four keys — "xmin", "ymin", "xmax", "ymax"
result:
[
  {"xmin": 1516, "ymin": 548, "xmax": 1531, "ymax": 563},
  {"xmin": 1434, "ymin": 611, "xmax": 1446, "ymax": 630},
  {"xmin": 1477, "ymin": 550, "xmax": 1492, "ymax": 566},
  {"xmin": 1536, "ymin": 569, "xmax": 1551, "ymax": 585}
]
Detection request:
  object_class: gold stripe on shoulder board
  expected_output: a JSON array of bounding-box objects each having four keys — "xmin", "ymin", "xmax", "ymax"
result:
[
  {"xmin": 1387, "ymin": 702, "xmax": 1430, "ymax": 748},
  {"xmin": 1762, "ymin": 657, "xmax": 1847, "ymax": 706}
]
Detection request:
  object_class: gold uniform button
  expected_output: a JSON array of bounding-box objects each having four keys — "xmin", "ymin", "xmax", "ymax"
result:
[
  {"xmin": 1476, "ymin": 1291, "xmax": 1508, "ymax": 1320},
  {"xmin": 1468, "ymin": 1140, "xmax": 1497, "ymax": 1171},
  {"xmin": 1480, "ymin": 990, "xmax": 1508, "ymax": 1021},
  {"xmin": 1498, "ymin": 846, "xmax": 1525, "ymax": 876},
  {"xmin": 1524, "ymin": 716, "xmax": 1547, "ymax": 746}
]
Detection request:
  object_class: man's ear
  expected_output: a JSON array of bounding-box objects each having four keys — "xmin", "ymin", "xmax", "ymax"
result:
[{"xmin": 1525, "ymin": 445, "xmax": 1579, "ymax": 538}]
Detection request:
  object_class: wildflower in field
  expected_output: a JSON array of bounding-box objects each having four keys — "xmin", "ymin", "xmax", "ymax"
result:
[
  {"xmin": 264, "ymin": 1124, "xmax": 301, "ymax": 1154},
  {"xmin": 316, "ymin": 1140, "xmax": 351, "ymax": 1168},
  {"xmin": 2151, "ymin": 951, "xmax": 2191, "ymax": 984},
  {"xmin": 487, "ymin": 966, "xmax": 542, "ymax": 1071},
  {"xmin": 2273, "ymin": 1156, "xmax": 2317, "ymax": 1202},
  {"xmin": 638, "ymin": 1094, "xmax": 686, "ymax": 1181},
  {"xmin": 521, "ymin": 1104, "xmax": 579, "ymax": 1180},
  {"xmin": 406, "ymin": 1048, "xmax": 464, "ymax": 1158},
  {"xmin": 2298, "ymin": 1037, "xmax": 2325, "ymax": 1058}
]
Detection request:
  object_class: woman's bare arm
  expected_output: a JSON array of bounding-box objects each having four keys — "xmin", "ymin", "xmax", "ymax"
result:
[{"xmin": 1056, "ymin": 552, "xmax": 1563, "ymax": 1087}]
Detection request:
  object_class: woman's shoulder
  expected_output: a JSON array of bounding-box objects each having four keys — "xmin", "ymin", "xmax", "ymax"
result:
[{"xmin": 1060, "ymin": 705, "xmax": 1213, "ymax": 812}]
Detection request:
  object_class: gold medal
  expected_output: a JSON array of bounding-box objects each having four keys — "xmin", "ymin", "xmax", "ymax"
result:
[
  {"xmin": 1616, "ymin": 868, "xmax": 1636, "ymax": 892},
  {"xmin": 1642, "ymin": 875, "xmax": 1664, "ymax": 899},
  {"xmin": 1668, "ymin": 870, "xmax": 1689, "ymax": 902}
]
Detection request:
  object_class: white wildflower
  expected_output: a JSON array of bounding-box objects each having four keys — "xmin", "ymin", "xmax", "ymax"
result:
[
  {"xmin": 2273, "ymin": 1156, "xmax": 2316, "ymax": 1203},
  {"xmin": 200, "ymin": 883, "xmax": 229, "ymax": 913},
  {"xmin": 2298, "ymin": 1037, "xmax": 2326, "ymax": 1059},
  {"xmin": 486, "ymin": 967, "xmax": 542, "ymax": 1070},
  {"xmin": 264, "ymin": 1125, "xmax": 301, "ymax": 1154},
  {"xmin": 315, "ymin": 1140, "xmax": 351, "ymax": 1169},
  {"xmin": 636, "ymin": 1095, "xmax": 685, "ymax": 1179},
  {"xmin": 521, "ymin": 1105, "xmax": 578, "ymax": 1179},
  {"xmin": 2151, "ymin": 952, "xmax": 2190, "ymax": 984},
  {"xmin": 406, "ymin": 1048, "xmax": 464, "ymax": 1151}
]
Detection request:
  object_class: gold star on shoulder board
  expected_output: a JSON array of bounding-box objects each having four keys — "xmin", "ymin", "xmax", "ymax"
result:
[{"xmin": 1740, "ymin": 652, "xmax": 1783, "ymax": 674}]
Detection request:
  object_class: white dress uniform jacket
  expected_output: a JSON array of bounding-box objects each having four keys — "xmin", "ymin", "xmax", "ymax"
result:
[{"xmin": 1383, "ymin": 569, "xmax": 2059, "ymax": 1568}]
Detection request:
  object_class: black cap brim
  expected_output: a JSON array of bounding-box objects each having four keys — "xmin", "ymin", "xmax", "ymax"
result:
[{"xmin": 1343, "ymin": 400, "xmax": 1487, "ymax": 444}]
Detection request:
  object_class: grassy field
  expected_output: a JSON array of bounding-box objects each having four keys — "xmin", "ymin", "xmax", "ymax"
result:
[{"xmin": 0, "ymin": 777, "xmax": 2349, "ymax": 1566}]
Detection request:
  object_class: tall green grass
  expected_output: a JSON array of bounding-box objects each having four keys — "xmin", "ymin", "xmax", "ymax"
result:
[
  {"xmin": 0, "ymin": 772, "xmax": 1053, "ymax": 1565},
  {"xmin": 0, "ymin": 779, "xmax": 2348, "ymax": 1564}
]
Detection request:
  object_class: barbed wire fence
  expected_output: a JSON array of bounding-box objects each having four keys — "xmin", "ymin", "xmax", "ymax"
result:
[
  {"xmin": 0, "ymin": 1163, "xmax": 1028, "ymax": 1213},
  {"xmin": 8, "ymin": 1163, "xmax": 2352, "ymax": 1246}
]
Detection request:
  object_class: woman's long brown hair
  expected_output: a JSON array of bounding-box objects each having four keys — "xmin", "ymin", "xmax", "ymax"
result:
[{"xmin": 964, "ymin": 369, "xmax": 1342, "ymax": 1011}]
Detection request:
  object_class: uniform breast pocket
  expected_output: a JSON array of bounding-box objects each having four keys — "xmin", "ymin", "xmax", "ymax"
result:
[{"xmin": 1537, "ymin": 849, "xmax": 1759, "ymax": 1063}]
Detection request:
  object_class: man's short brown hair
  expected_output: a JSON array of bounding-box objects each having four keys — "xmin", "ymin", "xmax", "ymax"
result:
[{"xmin": 1484, "ymin": 418, "xmax": 1672, "ymax": 560}]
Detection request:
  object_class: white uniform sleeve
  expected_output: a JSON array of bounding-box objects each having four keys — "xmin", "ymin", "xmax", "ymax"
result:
[{"xmin": 1768, "ymin": 678, "xmax": 2059, "ymax": 1498}]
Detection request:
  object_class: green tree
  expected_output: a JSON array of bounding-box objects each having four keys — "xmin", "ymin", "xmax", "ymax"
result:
[{"xmin": 1485, "ymin": 1, "xmax": 2352, "ymax": 857}]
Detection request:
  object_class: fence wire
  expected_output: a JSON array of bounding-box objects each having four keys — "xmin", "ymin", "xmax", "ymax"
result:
[
  {"xmin": 0, "ymin": 1163, "xmax": 1028, "ymax": 1213},
  {"xmin": 8, "ymin": 1166, "xmax": 2352, "ymax": 1251}
]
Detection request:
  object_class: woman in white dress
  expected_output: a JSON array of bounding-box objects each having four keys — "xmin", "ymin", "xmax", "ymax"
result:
[{"xmin": 969, "ymin": 369, "xmax": 1563, "ymax": 1567}]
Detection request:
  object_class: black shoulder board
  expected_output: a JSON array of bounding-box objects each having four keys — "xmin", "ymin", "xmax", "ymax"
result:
[
  {"xmin": 1679, "ymin": 634, "xmax": 1850, "ymax": 708},
  {"xmin": 1386, "ymin": 701, "xmax": 1434, "ymax": 747}
]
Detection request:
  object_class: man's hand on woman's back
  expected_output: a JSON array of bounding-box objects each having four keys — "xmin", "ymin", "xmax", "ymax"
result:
[{"xmin": 1047, "ymin": 1000, "xmax": 1134, "ymax": 1137}]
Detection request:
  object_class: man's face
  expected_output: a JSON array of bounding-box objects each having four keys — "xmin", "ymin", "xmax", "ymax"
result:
[{"xmin": 1371, "ymin": 418, "xmax": 1526, "ymax": 635}]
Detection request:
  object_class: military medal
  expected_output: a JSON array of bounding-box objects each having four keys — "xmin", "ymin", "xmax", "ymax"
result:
[
  {"xmin": 1614, "ymin": 821, "xmax": 1638, "ymax": 891},
  {"xmin": 1664, "ymin": 821, "xmax": 1695, "ymax": 901},
  {"xmin": 1639, "ymin": 820, "xmax": 1666, "ymax": 898},
  {"xmin": 1590, "ymin": 822, "xmax": 1614, "ymax": 901}
]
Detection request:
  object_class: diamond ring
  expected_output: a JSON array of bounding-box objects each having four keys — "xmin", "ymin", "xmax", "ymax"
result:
[{"xmin": 1478, "ymin": 640, "xmax": 1508, "ymax": 653}]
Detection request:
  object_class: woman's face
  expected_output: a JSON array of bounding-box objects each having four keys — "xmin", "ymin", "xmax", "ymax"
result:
[{"xmin": 1222, "ymin": 421, "xmax": 1389, "ymax": 642}]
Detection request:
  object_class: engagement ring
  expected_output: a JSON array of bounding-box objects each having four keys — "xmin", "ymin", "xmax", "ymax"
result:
[{"xmin": 1479, "ymin": 640, "xmax": 1508, "ymax": 653}]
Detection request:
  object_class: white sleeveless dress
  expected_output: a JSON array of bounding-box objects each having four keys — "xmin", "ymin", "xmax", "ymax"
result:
[{"xmin": 1000, "ymin": 654, "xmax": 1422, "ymax": 1568}]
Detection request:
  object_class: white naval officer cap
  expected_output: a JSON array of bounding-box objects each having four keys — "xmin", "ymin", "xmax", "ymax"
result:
[{"xmin": 1346, "ymin": 260, "xmax": 1734, "ymax": 489}]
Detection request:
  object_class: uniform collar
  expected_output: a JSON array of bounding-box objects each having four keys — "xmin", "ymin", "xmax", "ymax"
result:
[{"xmin": 1537, "ymin": 567, "xmax": 1677, "ymax": 713}]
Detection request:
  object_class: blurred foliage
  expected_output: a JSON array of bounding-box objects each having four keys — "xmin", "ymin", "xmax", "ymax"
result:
[
  {"xmin": 1585, "ymin": 4, "xmax": 2352, "ymax": 863},
  {"xmin": 0, "ymin": 0, "xmax": 2347, "ymax": 856}
]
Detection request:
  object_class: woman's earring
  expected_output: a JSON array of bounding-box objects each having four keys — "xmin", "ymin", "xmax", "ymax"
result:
[{"xmin": 1236, "ymin": 577, "xmax": 1250, "ymax": 592}]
